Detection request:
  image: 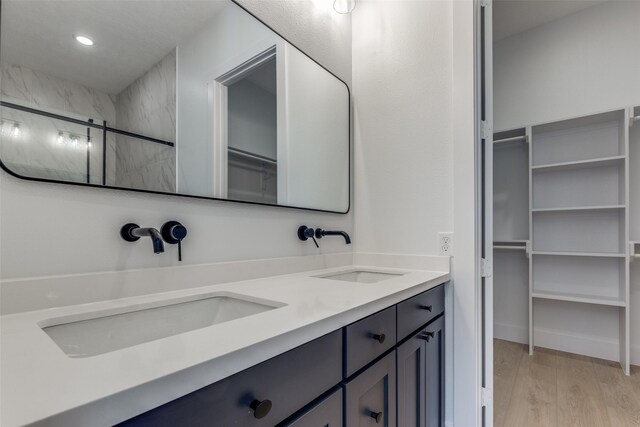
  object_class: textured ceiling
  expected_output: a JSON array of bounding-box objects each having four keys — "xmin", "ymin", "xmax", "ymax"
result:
[{"xmin": 0, "ymin": 0, "xmax": 227, "ymax": 94}]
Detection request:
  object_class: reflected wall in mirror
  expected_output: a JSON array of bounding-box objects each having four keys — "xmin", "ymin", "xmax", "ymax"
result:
[{"xmin": 0, "ymin": 0, "xmax": 350, "ymax": 213}]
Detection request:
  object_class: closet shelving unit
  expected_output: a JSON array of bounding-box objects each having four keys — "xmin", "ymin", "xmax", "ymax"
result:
[
  {"xmin": 494, "ymin": 107, "xmax": 638, "ymax": 375},
  {"xmin": 493, "ymin": 127, "xmax": 531, "ymax": 360}
]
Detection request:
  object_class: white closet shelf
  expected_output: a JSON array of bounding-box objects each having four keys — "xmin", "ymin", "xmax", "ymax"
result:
[
  {"xmin": 531, "ymin": 251, "xmax": 626, "ymax": 258},
  {"xmin": 531, "ymin": 205, "xmax": 626, "ymax": 213},
  {"xmin": 532, "ymin": 290, "xmax": 626, "ymax": 307},
  {"xmin": 532, "ymin": 155, "xmax": 625, "ymax": 172},
  {"xmin": 494, "ymin": 245, "xmax": 527, "ymax": 251}
]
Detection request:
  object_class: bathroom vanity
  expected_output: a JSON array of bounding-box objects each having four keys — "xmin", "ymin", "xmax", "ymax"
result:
[
  {"xmin": 0, "ymin": 264, "xmax": 448, "ymax": 426},
  {"xmin": 121, "ymin": 283, "xmax": 445, "ymax": 427}
]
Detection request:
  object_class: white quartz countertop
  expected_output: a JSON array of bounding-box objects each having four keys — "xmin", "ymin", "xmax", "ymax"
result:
[{"xmin": 1, "ymin": 264, "xmax": 449, "ymax": 427}]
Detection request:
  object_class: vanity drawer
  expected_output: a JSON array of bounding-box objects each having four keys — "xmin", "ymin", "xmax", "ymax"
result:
[
  {"xmin": 120, "ymin": 330, "xmax": 342, "ymax": 427},
  {"xmin": 344, "ymin": 306, "xmax": 396, "ymax": 378},
  {"xmin": 397, "ymin": 284, "xmax": 445, "ymax": 340},
  {"xmin": 282, "ymin": 388, "xmax": 343, "ymax": 426}
]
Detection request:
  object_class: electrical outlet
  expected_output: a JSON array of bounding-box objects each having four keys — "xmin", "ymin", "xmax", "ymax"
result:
[{"xmin": 438, "ymin": 232, "xmax": 454, "ymax": 256}]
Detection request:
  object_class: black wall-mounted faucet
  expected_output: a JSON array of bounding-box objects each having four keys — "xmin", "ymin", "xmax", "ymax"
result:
[
  {"xmin": 121, "ymin": 223, "xmax": 164, "ymax": 254},
  {"xmin": 298, "ymin": 225, "xmax": 351, "ymax": 247},
  {"xmin": 121, "ymin": 221, "xmax": 188, "ymax": 260},
  {"xmin": 315, "ymin": 228, "xmax": 351, "ymax": 245}
]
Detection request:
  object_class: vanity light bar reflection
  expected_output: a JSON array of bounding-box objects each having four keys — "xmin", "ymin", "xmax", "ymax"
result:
[
  {"xmin": 57, "ymin": 131, "xmax": 90, "ymax": 149},
  {"xmin": 0, "ymin": 120, "xmax": 22, "ymax": 139}
]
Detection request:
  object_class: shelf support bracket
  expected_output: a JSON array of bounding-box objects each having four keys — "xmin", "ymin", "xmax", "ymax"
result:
[
  {"xmin": 481, "ymin": 258, "xmax": 493, "ymax": 278},
  {"xmin": 481, "ymin": 120, "xmax": 492, "ymax": 140},
  {"xmin": 481, "ymin": 387, "xmax": 493, "ymax": 407}
]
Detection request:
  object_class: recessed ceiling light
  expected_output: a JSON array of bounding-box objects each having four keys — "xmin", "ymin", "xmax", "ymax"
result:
[{"xmin": 74, "ymin": 35, "xmax": 94, "ymax": 46}]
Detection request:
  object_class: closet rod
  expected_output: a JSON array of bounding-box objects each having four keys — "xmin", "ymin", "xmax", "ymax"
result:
[
  {"xmin": 228, "ymin": 147, "xmax": 277, "ymax": 164},
  {"xmin": 493, "ymin": 135, "xmax": 527, "ymax": 144}
]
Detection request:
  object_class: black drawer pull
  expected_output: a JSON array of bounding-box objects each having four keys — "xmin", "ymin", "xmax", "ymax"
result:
[
  {"xmin": 371, "ymin": 333, "xmax": 386, "ymax": 344},
  {"xmin": 422, "ymin": 331, "xmax": 435, "ymax": 342},
  {"xmin": 420, "ymin": 304, "xmax": 433, "ymax": 312},
  {"xmin": 250, "ymin": 399, "xmax": 272, "ymax": 419},
  {"xmin": 367, "ymin": 410, "xmax": 383, "ymax": 423}
]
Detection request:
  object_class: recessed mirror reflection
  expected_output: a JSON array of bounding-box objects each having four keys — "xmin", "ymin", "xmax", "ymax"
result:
[{"xmin": 0, "ymin": 0, "xmax": 349, "ymax": 213}]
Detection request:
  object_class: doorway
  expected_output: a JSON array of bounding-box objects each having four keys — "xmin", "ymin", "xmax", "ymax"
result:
[{"xmin": 487, "ymin": 1, "xmax": 640, "ymax": 426}]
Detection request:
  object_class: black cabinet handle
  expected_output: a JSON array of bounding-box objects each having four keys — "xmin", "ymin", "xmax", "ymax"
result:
[
  {"xmin": 371, "ymin": 333, "xmax": 386, "ymax": 344},
  {"xmin": 422, "ymin": 331, "xmax": 435, "ymax": 342},
  {"xmin": 367, "ymin": 410, "xmax": 383, "ymax": 423},
  {"xmin": 420, "ymin": 304, "xmax": 433, "ymax": 312},
  {"xmin": 250, "ymin": 399, "xmax": 272, "ymax": 419}
]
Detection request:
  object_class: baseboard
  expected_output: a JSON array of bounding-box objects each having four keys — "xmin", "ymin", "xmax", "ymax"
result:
[
  {"xmin": 632, "ymin": 344, "xmax": 640, "ymax": 367},
  {"xmin": 494, "ymin": 322, "xmax": 640, "ymax": 366},
  {"xmin": 494, "ymin": 322, "xmax": 528, "ymax": 344}
]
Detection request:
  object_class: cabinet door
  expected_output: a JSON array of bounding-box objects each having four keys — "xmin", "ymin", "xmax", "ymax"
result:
[
  {"xmin": 119, "ymin": 330, "xmax": 342, "ymax": 427},
  {"xmin": 397, "ymin": 331, "xmax": 426, "ymax": 427},
  {"xmin": 344, "ymin": 352, "xmax": 396, "ymax": 427},
  {"xmin": 424, "ymin": 316, "xmax": 445, "ymax": 427},
  {"xmin": 283, "ymin": 388, "xmax": 342, "ymax": 427}
]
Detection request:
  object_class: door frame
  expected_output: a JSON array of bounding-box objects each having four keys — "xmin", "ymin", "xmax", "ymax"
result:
[
  {"xmin": 479, "ymin": 0, "xmax": 494, "ymax": 425},
  {"xmin": 208, "ymin": 44, "xmax": 282, "ymax": 200},
  {"xmin": 451, "ymin": 0, "xmax": 489, "ymax": 425}
]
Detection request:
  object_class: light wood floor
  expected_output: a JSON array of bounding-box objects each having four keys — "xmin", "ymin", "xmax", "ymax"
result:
[{"xmin": 493, "ymin": 339, "xmax": 640, "ymax": 427}]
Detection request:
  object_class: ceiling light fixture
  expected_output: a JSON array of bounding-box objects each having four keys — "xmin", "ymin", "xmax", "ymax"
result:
[
  {"xmin": 333, "ymin": 0, "xmax": 355, "ymax": 14},
  {"xmin": 74, "ymin": 35, "xmax": 94, "ymax": 46}
]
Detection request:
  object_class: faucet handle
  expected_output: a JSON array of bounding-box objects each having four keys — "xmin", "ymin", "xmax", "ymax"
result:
[
  {"xmin": 161, "ymin": 221, "xmax": 187, "ymax": 261},
  {"xmin": 297, "ymin": 225, "xmax": 319, "ymax": 248}
]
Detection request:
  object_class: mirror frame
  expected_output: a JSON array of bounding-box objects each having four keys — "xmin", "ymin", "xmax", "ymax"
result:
[{"xmin": 0, "ymin": 0, "xmax": 351, "ymax": 214}]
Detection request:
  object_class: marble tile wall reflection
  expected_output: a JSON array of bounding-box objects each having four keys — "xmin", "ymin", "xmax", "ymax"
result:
[
  {"xmin": 0, "ymin": 62, "xmax": 116, "ymax": 185},
  {"xmin": 115, "ymin": 49, "xmax": 176, "ymax": 193},
  {"xmin": 1, "ymin": 58, "xmax": 174, "ymax": 191},
  {"xmin": 0, "ymin": 106, "xmax": 104, "ymax": 183}
]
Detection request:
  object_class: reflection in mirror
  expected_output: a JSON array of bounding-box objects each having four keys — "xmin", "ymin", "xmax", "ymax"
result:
[{"xmin": 0, "ymin": 0, "xmax": 349, "ymax": 213}]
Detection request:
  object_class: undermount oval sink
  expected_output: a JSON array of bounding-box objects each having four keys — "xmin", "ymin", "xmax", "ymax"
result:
[
  {"xmin": 41, "ymin": 293, "xmax": 284, "ymax": 358},
  {"xmin": 317, "ymin": 270, "xmax": 405, "ymax": 284}
]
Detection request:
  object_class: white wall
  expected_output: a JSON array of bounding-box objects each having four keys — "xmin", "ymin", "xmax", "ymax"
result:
[
  {"xmin": 352, "ymin": 0, "xmax": 454, "ymax": 256},
  {"xmin": 228, "ymin": 79, "xmax": 277, "ymax": 159},
  {"xmin": 283, "ymin": 43, "xmax": 349, "ymax": 212},
  {"xmin": 353, "ymin": 0, "xmax": 481, "ymax": 425},
  {"xmin": 494, "ymin": 0, "xmax": 640, "ymax": 131},
  {"xmin": 493, "ymin": 0, "xmax": 640, "ymax": 364},
  {"xmin": 0, "ymin": 0, "xmax": 353, "ymax": 280}
]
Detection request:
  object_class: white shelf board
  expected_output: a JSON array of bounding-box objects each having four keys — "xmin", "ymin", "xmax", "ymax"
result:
[
  {"xmin": 532, "ymin": 155, "xmax": 625, "ymax": 172},
  {"xmin": 494, "ymin": 246, "xmax": 527, "ymax": 251},
  {"xmin": 532, "ymin": 205, "xmax": 625, "ymax": 213},
  {"xmin": 532, "ymin": 290, "xmax": 626, "ymax": 307},
  {"xmin": 531, "ymin": 251, "xmax": 626, "ymax": 258},
  {"xmin": 494, "ymin": 239, "xmax": 528, "ymax": 243}
]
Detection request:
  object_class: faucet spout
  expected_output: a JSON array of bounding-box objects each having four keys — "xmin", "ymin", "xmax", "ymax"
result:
[
  {"xmin": 140, "ymin": 228, "xmax": 165, "ymax": 254},
  {"xmin": 315, "ymin": 229, "xmax": 351, "ymax": 245},
  {"xmin": 121, "ymin": 223, "xmax": 165, "ymax": 253}
]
